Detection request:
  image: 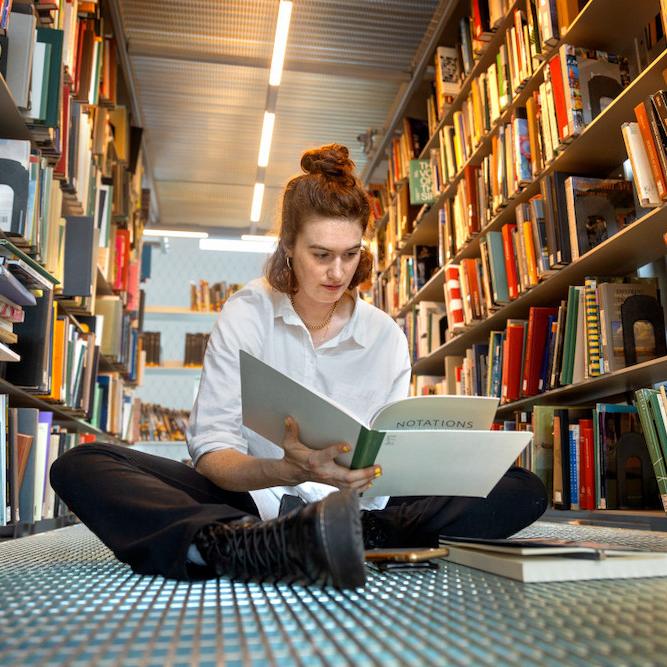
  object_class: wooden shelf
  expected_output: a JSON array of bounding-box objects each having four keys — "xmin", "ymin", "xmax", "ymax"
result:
[
  {"xmin": 412, "ymin": 203, "xmax": 667, "ymax": 374},
  {"xmin": 144, "ymin": 361, "xmax": 202, "ymax": 373},
  {"xmin": 0, "ymin": 74, "xmax": 29, "ymax": 141},
  {"xmin": 542, "ymin": 507, "xmax": 667, "ymax": 532},
  {"xmin": 0, "ymin": 377, "xmax": 124, "ymax": 443},
  {"xmin": 495, "ymin": 355, "xmax": 667, "ymax": 415}
]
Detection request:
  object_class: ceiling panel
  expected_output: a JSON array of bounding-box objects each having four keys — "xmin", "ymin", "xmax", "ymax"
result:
[{"xmin": 119, "ymin": 0, "xmax": 442, "ymax": 232}]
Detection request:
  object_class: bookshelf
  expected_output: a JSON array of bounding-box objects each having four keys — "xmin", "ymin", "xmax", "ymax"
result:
[
  {"xmin": 412, "ymin": 203, "xmax": 667, "ymax": 372},
  {"xmin": 145, "ymin": 306, "xmax": 219, "ymax": 318},
  {"xmin": 0, "ymin": 1, "xmax": 152, "ymax": 536},
  {"xmin": 0, "ymin": 377, "xmax": 125, "ymax": 444},
  {"xmin": 496, "ymin": 355, "xmax": 667, "ymax": 415},
  {"xmin": 367, "ymin": 0, "xmax": 667, "ymax": 527},
  {"xmin": 382, "ymin": 7, "xmax": 667, "ymax": 284}
]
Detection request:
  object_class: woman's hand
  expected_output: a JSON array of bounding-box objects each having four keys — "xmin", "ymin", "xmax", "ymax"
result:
[{"xmin": 279, "ymin": 416, "xmax": 380, "ymax": 491}]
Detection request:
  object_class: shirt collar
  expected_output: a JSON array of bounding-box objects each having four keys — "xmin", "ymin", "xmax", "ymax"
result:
[{"xmin": 271, "ymin": 283, "xmax": 370, "ymax": 349}]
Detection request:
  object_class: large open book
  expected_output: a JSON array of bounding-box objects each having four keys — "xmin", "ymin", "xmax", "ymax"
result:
[
  {"xmin": 438, "ymin": 536, "xmax": 667, "ymax": 582},
  {"xmin": 240, "ymin": 351, "xmax": 532, "ymax": 497}
]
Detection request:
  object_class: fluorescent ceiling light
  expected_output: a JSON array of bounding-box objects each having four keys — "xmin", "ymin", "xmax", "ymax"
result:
[
  {"xmin": 241, "ymin": 234, "xmax": 278, "ymax": 242},
  {"xmin": 257, "ymin": 112, "xmax": 276, "ymax": 167},
  {"xmin": 143, "ymin": 229, "xmax": 209, "ymax": 239},
  {"xmin": 269, "ymin": 1, "xmax": 293, "ymax": 86},
  {"xmin": 200, "ymin": 238, "xmax": 277, "ymax": 254},
  {"xmin": 250, "ymin": 182, "xmax": 265, "ymax": 222}
]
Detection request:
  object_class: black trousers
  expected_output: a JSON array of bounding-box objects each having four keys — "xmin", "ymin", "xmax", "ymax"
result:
[{"xmin": 50, "ymin": 442, "xmax": 548, "ymax": 580}]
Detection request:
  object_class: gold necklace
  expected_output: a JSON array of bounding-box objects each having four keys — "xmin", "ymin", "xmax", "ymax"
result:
[{"xmin": 289, "ymin": 294, "xmax": 340, "ymax": 331}]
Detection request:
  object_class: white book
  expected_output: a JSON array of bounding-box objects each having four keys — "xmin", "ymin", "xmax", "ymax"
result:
[
  {"xmin": 5, "ymin": 11, "xmax": 37, "ymax": 109},
  {"xmin": 240, "ymin": 351, "xmax": 532, "ymax": 498},
  {"xmin": 27, "ymin": 41, "xmax": 46, "ymax": 121},
  {"xmin": 440, "ymin": 537, "xmax": 667, "ymax": 582},
  {"xmin": 621, "ymin": 122, "xmax": 661, "ymax": 207},
  {"xmin": 32, "ymin": 420, "xmax": 49, "ymax": 522}
]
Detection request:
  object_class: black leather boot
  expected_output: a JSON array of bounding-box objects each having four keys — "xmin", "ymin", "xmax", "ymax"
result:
[{"xmin": 193, "ymin": 489, "xmax": 366, "ymax": 589}]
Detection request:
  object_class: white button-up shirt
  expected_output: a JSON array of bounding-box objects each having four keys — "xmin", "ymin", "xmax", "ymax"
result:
[{"xmin": 186, "ymin": 277, "xmax": 412, "ymax": 520}]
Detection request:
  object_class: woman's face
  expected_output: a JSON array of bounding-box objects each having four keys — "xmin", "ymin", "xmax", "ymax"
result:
[{"xmin": 290, "ymin": 216, "xmax": 363, "ymax": 304}]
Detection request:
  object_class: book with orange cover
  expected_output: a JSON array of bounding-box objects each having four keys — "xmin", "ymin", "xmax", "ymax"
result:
[{"xmin": 634, "ymin": 100, "xmax": 667, "ymax": 200}]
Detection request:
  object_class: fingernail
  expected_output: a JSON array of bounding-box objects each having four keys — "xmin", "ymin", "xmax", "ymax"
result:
[
  {"xmin": 284, "ymin": 418, "xmax": 289, "ymax": 427},
  {"xmin": 374, "ymin": 467, "xmax": 382, "ymax": 478}
]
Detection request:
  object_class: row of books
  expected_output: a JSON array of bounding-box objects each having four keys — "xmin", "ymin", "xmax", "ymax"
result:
[
  {"xmin": 142, "ymin": 331, "xmax": 162, "ymax": 366},
  {"xmin": 442, "ymin": 276, "xmax": 664, "ymax": 403},
  {"xmin": 138, "ymin": 403, "xmax": 189, "ymax": 443},
  {"xmin": 372, "ymin": 244, "xmax": 440, "ymax": 315},
  {"xmin": 401, "ymin": 300, "xmax": 446, "ymax": 362},
  {"xmin": 0, "ymin": 401, "xmax": 94, "ymax": 526},
  {"xmin": 184, "ymin": 332, "xmax": 209, "ymax": 367},
  {"xmin": 189, "ymin": 279, "xmax": 241, "ymax": 313},
  {"xmin": 507, "ymin": 397, "xmax": 666, "ymax": 513}
]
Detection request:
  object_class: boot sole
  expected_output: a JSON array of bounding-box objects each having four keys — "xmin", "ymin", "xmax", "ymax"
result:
[{"xmin": 317, "ymin": 490, "xmax": 366, "ymax": 589}]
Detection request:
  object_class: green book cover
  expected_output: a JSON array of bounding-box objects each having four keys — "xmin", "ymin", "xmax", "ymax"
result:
[
  {"xmin": 560, "ymin": 285, "xmax": 579, "ymax": 386},
  {"xmin": 648, "ymin": 391, "xmax": 667, "ymax": 462},
  {"xmin": 635, "ymin": 389, "xmax": 667, "ymax": 512},
  {"xmin": 36, "ymin": 28, "xmax": 64, "ymax": 129},
  {"xmin": 408, "ymin": 159, "xmax": 436, "ymax": 206},
  {"xmin": 350, "ymin": 427, "xmax": 386, "ymax": 470}
]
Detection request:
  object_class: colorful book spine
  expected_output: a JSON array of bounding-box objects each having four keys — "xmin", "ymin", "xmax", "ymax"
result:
[
  {"xmin": 444, "ymin": 264, "xmax": 465, "ymax": 330},
  {"xmin": 584, "ymin": 277, "xmax": 602, "ymax": 377}
]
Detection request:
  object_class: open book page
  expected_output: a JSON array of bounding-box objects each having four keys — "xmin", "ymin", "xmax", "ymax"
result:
[
  {"xmin": 240, "ymin": 350, "xmax": 365, "ymax": 468},
  {"xmin": 364, "ymin": 429, "xmax": 532, "ymax": 498},
  {"xmin": 370, "ymin": 395, "xmax": 499, "ymax": 430}
]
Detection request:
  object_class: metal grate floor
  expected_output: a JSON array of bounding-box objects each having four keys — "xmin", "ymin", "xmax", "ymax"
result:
[{"xmin": 2, "ymin": 522, "xmax": 667, "ymax": 666}]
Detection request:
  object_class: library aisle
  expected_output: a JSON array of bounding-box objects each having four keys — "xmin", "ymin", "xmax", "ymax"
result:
[{"xmin": 3, "ymin": 0, "xmax": 667, "ymax": 666}]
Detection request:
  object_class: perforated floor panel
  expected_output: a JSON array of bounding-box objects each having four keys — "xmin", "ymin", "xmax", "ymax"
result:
[{"xmin": 3, "ymin": 521, "xmax": 667, "ymax": 666}]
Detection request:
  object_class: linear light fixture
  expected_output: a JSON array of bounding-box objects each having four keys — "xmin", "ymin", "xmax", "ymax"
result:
[
  {"xmin": 269, "ymin": 1, "xmax": 293, "ymax": 86},
  {"xmin": 241, "ymin": 234, "xmax": 278, "ymax": 242},
  {"xmin": 250, "ymin": 182, "xmax": 265, "ymax": 223},
  {"xmin": 257, "ymin": 112, "xmax": 276, "ymax": 167},
  {"xmin": 200, "ymin": 238, "xmax": 277, "ymax": 254},
  {"xmin": 143, "ymin": 229, "xmax": 209, "ymax": 239}
]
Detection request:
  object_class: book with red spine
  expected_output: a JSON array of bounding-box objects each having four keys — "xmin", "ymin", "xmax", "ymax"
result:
[
  {"xmin": 578, "ymin": 418, "xmax": 596, "ymax": 510},
  {"xmin": 501, "ymin": 319, "xmax": 527, "ymax": 404},
  {"xmin": 547, "ymin": 52, "xmax": 568, "ymax": 142},
  {"xmin": 521, "ymin": 306, "xmax": 559, "ymax": 397},
  {"xmin": 443, "ymin": 264, "xmax": 465, "ymax": 330},
  {"xmin": 501, "ymin": 223, "xmax": 519, "ymax": 300},
  {"xmin": 463, "ymin": 165, "xmax": 480, "ymax": 235}
]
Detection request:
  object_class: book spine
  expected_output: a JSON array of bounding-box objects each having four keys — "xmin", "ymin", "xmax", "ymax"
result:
[
  {"xmin": 569, "ymin": 424, "xmax": 580, "ymax": 510},
  {"xmin": 583, "ymin": 277, "xmax": 602, "ymax": 378},
  {"xmin": 501, "ymin": 223, "xmax": 519, "ymax": 300},
  {"xmin": 633, "ymin": 101, "xmax": 667, "ymax": 200},
  {"xmin": 635, "ymin": 389, "xmax": 667, "ymax": 513},
  {"xmin": 621, "ymin": 122, "xmax": 661, "ymax": 207}
]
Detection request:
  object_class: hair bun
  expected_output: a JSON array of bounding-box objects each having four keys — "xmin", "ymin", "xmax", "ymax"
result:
[{"xmin": 300, "ymin": 144, "xmax": 355, "ymax": 180}]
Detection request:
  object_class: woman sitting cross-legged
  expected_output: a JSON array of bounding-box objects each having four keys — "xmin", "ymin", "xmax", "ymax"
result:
[{"xmin": 50, "ymin": 144, "xmax": 548, "ymax": 589}]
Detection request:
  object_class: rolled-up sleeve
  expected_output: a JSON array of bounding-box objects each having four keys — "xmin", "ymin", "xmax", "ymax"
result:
[{"xmin": 186, "ymin": 290, "xmax": 267, "ymax": 466}]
